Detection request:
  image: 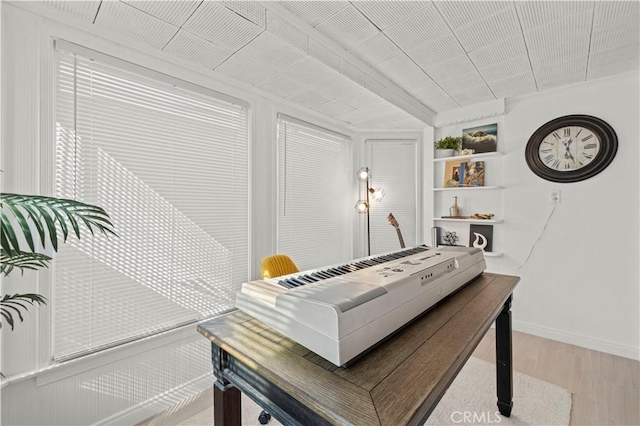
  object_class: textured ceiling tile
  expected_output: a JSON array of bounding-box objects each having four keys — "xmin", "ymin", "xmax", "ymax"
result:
[
  {"xmin": 538, "ymin": 72, "xmax": 585, "ymax": 91},
  {"xmin": 487, "ymin": 72, "xmax": 537, "ymax": 96},
  {"xmin": 588, "ymin": 57, "xmax": 640, "ymax": 80},
  {"xmin": 588, "ymin": 43, "xmax": 640, "ymax": 68},
  {"xmin": 383, "ymin": 6, "xmax": 451, "ymax": 50},
  {"xmin": 468, "ymin": 35, "xmax": 528, "ymax": 68},
  {"xmin": 449, "ymin": 84, "xmax": 495, "ymax": 106},
  {"xmin": 477, "ymin": 55, "xmax": 532, "ymax": 83},
  {"xmin": 353, "ymin": 33, "xmax": 403, "ymax": 66},
  {"xmin": 278, "ymin": 1, "xmax": 349, "ymax": 27},
  {"xmin": 183, "ymin": 1, "xmax": 264, "ymax": 50},
  {"xmin": 347, "ymin": 101, "xmax": 396, "ymax": 117},
  {"xmin": 340, "ymin": 61, "xmax": 368, "ymax": 87},
  {"xmin": 366, "ymin": 76, "xmax": 387, "ymax": 98},
  {"xmin": 523, "ymin": 8, "xmax": 593, "ymax": 51},
  {"xmin": 422, "ymin": 97, "xmax": 460, "ymax": 112},
  {"xmin": 332, "ymin": 107, "xmax": 376, "ymax": 124},
  {"xmin": 311, "ymin": 74, "xmax": 364, "ymax": 99},
  {"xmin": 94, "ymin": 1, "xmax": 179, "ymax": 49},
  {"xmin": 421, "ymin": 55, "xmax": 477, "ymax": 82},
  {"xmin": 237, "ymin": 32, "xmax": 306, "ymax": 71},
  {"xmin": 222, "ymin": 1, "xmax": 266, "ymax": 27},
  {"xmin": 214, "ymin": 54, "xmax": 276, "ymax": 85},
  {"xmin": 534, "ymin": 57, "xmax": 588, "ymax": 82},
  {"xmin": 335, "ymin": 87, "xmax": 385, "ymax": 109},
  {"xmin": 590, "ymin": 21, "xmax": 640, "ymax": 53},
  {"xmin": 312, "ymin": 100, "xmax": 355, "ymax": 117},
  {"xmin": 266, "ymin": 11, "xmax": 309, "ymax": 53},
  {"xmin": 593, "ymin": 1, "xmax": 639, "ymax": 29},
  {"xmin": 516, "ymin": 1, "xmax": 594, "ymax": 29},
  {"xmin": 528, "ymin": 37, "xmax": 590, "ymax": 69},
  {"xmin": 408, "ymin": 34, "xmax": 466, "ymax": 67},
  {"xmin": 309, "ymin": 39, "xmax": 342, "ymax": 71},
  {"xmin": 280, "ymin": 56, "xmax": 339, "ymax": 86},
  {"xmin": 353, "ymin": 1, "xmax": 429, "ymax": 30},
  {"xmin": 254, "ymin": 72, "xmax": 307, "ymax": 97},
  {"xmin": 434, "ymin": 1, "xmax": 512, "ymax": 29},
  {"xmin": 40, "ymin": 1, "xmax": 101, "ymax": 21},
  {"xmin": 315, "ymin": 5, "xmax": 379, "ymax": 47},
  {"xmin": 438, "ymin": 71, "xmax": 486, "ymax": 93},
  {"xmin": 286, "ymin": 88, "xmax": 333, "ymax": 107},
  {"xmin": 455, "ymin": 7, "xmax": 522, "ymax": 52},
  {"xmin": 376, "ymin": 55, "xmax": 422, "ymax": 80},
  {"xmin": 394, "ymin": 68, "xmax": 438, "ymax": 91},
  {"xmin": 163, "ymin": 30, "xmax": 233, "ymax": 69},
  {"xmin": 122, "ymin": 0, "xmax": 201, "ymax": 26}
]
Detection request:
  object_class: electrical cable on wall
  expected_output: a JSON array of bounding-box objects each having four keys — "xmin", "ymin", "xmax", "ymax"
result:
[{"xmin": 517, "ymin": 202, "xmax": 557, "ymax": 272}]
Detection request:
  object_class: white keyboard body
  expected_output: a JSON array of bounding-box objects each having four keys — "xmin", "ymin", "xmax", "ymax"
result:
[{"xmin": 236, "ymin": 246, "xmax": 486, "ymax": 366}]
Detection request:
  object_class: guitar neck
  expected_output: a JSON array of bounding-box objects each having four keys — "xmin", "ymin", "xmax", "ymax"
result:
[{"xmin": 395, "ymin": 228, "xmax": 406, "ymax": 249}]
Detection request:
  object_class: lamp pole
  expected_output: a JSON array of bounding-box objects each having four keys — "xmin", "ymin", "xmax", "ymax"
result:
[{"xmin": 366, "ymin": 177, "xmax": 371, "ymax": 257}]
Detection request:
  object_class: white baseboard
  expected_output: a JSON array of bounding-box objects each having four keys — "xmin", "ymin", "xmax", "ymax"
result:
[
  {"xmin": 512, "ymin": 320, "xmax": 640, "ymax": 361},
  {"xmin": 94, "ymin": 375, "xmax": 213, "ymax": 426}
]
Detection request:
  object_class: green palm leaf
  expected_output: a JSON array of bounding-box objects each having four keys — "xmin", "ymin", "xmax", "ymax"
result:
[
  {"xmin": 0, "ymin": 249, "xmax": 52, "ymax": 276},
  {"xmin": 0, "ymin": 193, "xmax": 116, "ymax": 256},
  {"xmin": 0, "ymin": 293, "xmax": 47, "ymax": 330}
]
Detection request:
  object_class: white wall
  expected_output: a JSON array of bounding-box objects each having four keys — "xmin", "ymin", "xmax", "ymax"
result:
[
  {"xmin": 429, "ymin": 74, "xmax": 639, "ymax": 360},
  {"xmin": 504, "ymin": 73, "xmax": 639, "ymax": 360}
]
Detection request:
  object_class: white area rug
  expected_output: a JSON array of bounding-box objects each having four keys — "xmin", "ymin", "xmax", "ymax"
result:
[{"xmin": 179, "ymin": 357, "xmax": 571, "ymax": 426}]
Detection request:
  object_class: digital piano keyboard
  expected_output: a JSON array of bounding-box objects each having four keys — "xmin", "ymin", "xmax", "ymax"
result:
[{"xmin": 236, "ymin": 245, "xmax": 486, "ymax": 367}]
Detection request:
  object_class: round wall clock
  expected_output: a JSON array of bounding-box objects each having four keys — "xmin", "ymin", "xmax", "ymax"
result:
[{"xmin": 525, "ymin": 115, "xmax": 618, "ymax": 183}]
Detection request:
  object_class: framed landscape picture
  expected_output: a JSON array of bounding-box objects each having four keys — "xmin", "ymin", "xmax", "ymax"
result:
[{"xmin": 462, "ymin": 123, "xmax": 497, "ymax": 153}]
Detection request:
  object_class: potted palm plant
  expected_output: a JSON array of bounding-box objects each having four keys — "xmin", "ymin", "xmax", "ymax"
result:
[
  {"xmin": 434, "ymin": 136, "xmax": 462, "ymax": 158},
  {"xmin": 1, "ymin": 193, "xmax": 115, "ymax": 330}
]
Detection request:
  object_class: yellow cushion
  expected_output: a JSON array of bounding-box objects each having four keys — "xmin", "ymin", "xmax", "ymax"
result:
[{"xmin": 260, "ymin": 254, "xmax": 299, "ymax": 279}]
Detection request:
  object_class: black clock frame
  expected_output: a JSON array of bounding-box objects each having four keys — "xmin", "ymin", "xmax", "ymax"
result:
[{"xmin": 525, "ymin": 114, "xmax": 618, "ymax": 183}]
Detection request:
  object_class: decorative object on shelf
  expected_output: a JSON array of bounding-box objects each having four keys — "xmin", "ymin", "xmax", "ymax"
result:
[
  {"xmin": 470, "ymin": 213, "xmax": 495, "ymax": 220},
  {"xmin": 462, "ymin": 123, "xmax": 497, "ymax": 153},
  {"xmin": 387, "ymin": 213, "xmax": 405, "ymax": 249},
  {"xmin": 442, "ymin": 231, "xmax": 459, "ymax": 246},
  {"xmin": 434, "ymin": 136, "xmax": 462, "ymax": 158},
  {"xmin": 355, "ymin": 167, "xmax": 385, "ymax": 256},
  {"xmin": 469, "ymin": 224, "xmax": 493, "ymax": 252},
  {"xmin": 459, "ymin": 161, "xmax": 485, "ymax": 187},
  {"xmin": 431, "ymin": 226, "xmax": 441, "ymax": 247},
  {"xmin": 444, "ymin": 159, "xmax": 462, "ymax": 187},
  {"xmin": 525, "ymin": 114, "xmax": 618, "ymax": 183},
  {"xmin": 449, "ymin": 196, "xmax": 460, "ymax": 217},
  {"xmin": 444, "ymin": 160, "xmax": 485, "ymax": 187},
  {"xmin": 441, "ymin": 215, "xmax": 469, "ymax": 219},
  {"xmin": 459, "ymin": 149, "xmax": 475, "ymax": 156}
]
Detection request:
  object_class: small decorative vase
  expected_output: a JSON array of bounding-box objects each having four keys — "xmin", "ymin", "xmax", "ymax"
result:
[
  {"xmin": 449, "ymin": 196, "xmax": 460, "ymax": 217},
  {"xmin": 435, "ymin": 149, "xmax": 454, "ymax": 158}
]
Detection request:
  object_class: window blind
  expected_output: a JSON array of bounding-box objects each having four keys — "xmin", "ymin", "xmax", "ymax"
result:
[
  {"xmin": 53, "ymin": 42, "xmax": 249, "ymax": 360},
  {"xmin": 365, "ymin": 140, "xmax": 417, "ymax": 254},
  {"xmin": 277, "ymin": 115, "xmax": 352, "ymax": 271}
]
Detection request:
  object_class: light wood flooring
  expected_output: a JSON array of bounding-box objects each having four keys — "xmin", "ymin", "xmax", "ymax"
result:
[{"xmin": 139, "ymin": 330, "xmax": 639, "ymax": 426}]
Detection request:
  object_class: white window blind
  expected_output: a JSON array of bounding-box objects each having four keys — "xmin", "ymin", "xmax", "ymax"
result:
[
  {"xmin": 277, "ymin": 115, "xmax": 352, "ymax": 271},
  {"xmin": 365, "ymin": 140, "xmax": 417, "ymax": 255},
  {"xmin": 53, "ymin": 41, "xmax": 249, "ymax": 360}
]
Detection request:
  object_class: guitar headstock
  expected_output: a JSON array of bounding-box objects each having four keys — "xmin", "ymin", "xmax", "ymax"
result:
[{"xmin": 387, "ymin": 213, "xmax": 400, "ymax": 229}]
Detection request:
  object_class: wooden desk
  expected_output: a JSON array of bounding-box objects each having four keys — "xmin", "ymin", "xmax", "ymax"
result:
[{"xmin": 197, "ymin": 273, "xmax": 519, "ymax": 426}]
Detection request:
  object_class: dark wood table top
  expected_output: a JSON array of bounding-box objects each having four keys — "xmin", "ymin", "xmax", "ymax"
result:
[{"xmin": 198, "ymin": 272, "xmax": 520, "ymax": 426}]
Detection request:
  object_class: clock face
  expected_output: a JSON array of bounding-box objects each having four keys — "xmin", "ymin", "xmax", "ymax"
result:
[
  {"xmin": 525, "ymin": 115, "xmax": 617, "ymax": 183},
  {"xmin": 537, "ymin": 126, "xmax": 601, "ymax": 172}
]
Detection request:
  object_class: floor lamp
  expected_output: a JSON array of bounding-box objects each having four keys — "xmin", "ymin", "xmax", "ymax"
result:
[{"xmin": 355, "ymin": 167, "xmax": 384, "ymax": 257}]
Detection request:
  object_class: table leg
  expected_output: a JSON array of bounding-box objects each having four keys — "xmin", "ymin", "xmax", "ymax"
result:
[
  {"xmin": 214, "ymin": 378, "xmax": 241, "ymax": 426},
  {"xmin": 496, "ymin": 295, "xmax": 513, "ymax": 417}
]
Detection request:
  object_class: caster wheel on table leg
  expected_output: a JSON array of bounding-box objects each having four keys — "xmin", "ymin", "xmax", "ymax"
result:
[{"xmin": 258, "ymin": 410, "xmax": 271, "ymax": 424}]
